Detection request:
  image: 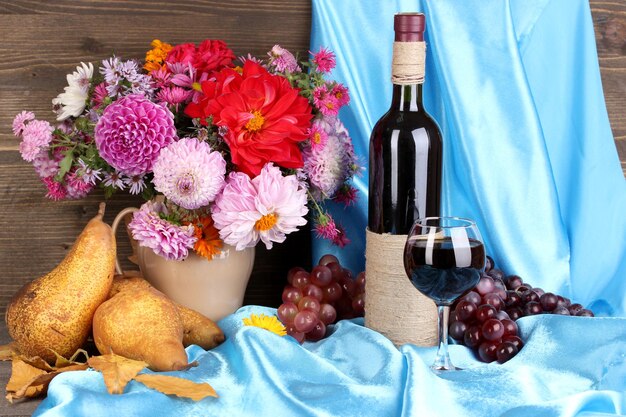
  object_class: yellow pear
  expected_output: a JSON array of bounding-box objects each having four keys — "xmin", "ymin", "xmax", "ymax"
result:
[
  {"xmin": 109, "ymin": 273, "xmax": 225, "ymax": 350},
  {"xmin": 6, "ymin": 203, "xmax": 116, "ymax": 363},
  {"xmin": 92, "ymin": 287, "xmax": 188, "ymax": 372}
]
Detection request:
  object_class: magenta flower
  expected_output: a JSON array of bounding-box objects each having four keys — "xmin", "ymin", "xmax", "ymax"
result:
[
  {"xmin": 332, "ymin": 224, "xmax": 350, "ymax": 248},
  {"xmin": 333, "ymin": 184, "xmax": 358, "ymax": 207},
  {"xmin": 331, "ymin": 84, "xmax": 350, "ymax": 107},
  {"xmin": 308, "ymin": 121, "xmax": 328, "ymax": 151},
  {"xmin": 94, "ymin": 94, "xmax": 177, "ymax": 175},
  {"xmin": 314, "ymin": 213, "xmax": 339, "ymax": 240},
  {"xmin": 128, "ymin": 200, "xmax": 196, "ymax": 261},
  {"xmin": 311, "ymin": 47, "xmax": 336, "ymax": 73},
  {"xmin": 268, "ymin": 45, "xmax": 301, "ymax": 73},
  {"xmin": 65, "ymin": 170, "xmax": 95, "ymax": 199},
  {"xmin": 312, "ymin": 85, "xmax": 339, "ymax": 117},
  {"xmin": 156, "ymin": 86, "xmax": 193, "ymax": 108},
  {"xmin": 19, "ymin": 119, "xmax": 53, "ymax": 162},
  {"xmin": 32, "ymin": 151, "xmax": 60, "ymax": 178},
  {"xmin": 152, "ymin": 138, "xmax": 226, "ymax": 210},
  {"xmin": 42, "ymin": 177, "xmax": 67, "ymax": 201},
  {"xmin": 12, "ymin": 111, "xmax": 35, "ymax": 136},
  {"xmin": 213, "ymin": 164, "xmax": 308, "ymax": 250}
]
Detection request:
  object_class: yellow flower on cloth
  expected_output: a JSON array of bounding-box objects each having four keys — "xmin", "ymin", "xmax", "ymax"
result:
[{"xmin": 242, "ymin": 314, "xmax": 286, "ymax": 337}]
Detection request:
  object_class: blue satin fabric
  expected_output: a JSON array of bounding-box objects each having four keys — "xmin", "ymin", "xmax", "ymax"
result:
[
  {"xmin": 310, "ymin": 0, "xmax": 626, "ymax": 316},
  {"xmin": 34, "ymin": 306, "xmax": 626, "ymax": 416}
]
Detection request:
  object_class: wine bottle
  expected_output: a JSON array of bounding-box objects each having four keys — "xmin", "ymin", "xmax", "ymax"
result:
[
  {"xmin": 365, "ymin": 12, "xmax": 442, "ymax": 347},
  {"xmin": 368, "ymin": 12, "xmax": 442, "ymax": 233}
]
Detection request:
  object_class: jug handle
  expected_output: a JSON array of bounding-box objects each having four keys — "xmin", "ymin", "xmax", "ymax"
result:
[{"xmin": 111, "ymin": 207, "xmax": 139, "ymax": 275}]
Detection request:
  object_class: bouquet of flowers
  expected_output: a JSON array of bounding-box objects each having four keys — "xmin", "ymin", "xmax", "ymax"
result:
[{"xmin": 13, "ymin": 39, "xmax": 359, "ymax": 261}]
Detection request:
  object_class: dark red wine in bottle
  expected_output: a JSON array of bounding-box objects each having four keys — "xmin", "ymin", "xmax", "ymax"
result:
[
  {"xmin": 368, "ymin": 13, "xmax": 443, "ymax": 234},
  {"xmin": 364, "ymin": 13, "xmax": 442, "ymax": 347}
]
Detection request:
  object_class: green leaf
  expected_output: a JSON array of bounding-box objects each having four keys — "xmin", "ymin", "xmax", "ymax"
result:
[{"xmin": 56, "ymin": 152, "xmax": 74, "ymax": 180}]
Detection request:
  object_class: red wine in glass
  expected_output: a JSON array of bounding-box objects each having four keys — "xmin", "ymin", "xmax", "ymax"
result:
[{"xmin": 404, "ymin": 217, "xmax": 485, "ymax": 372}]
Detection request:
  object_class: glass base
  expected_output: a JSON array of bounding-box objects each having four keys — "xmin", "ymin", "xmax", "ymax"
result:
[{"xmin": 431, "ymin": 363, "xmax": 462, "ymax": 373}]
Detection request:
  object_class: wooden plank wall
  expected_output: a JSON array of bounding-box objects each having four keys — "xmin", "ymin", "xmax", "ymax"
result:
[{"xmin": 0, "ymin": 0, "xmax": 624, "ymax": 323}]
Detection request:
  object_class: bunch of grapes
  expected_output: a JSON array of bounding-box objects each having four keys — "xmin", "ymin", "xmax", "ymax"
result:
[
  {"xmin": 450, "ymin": 256, "xmax": 594, "ymax": 364},
  {"xmin": 277, "ymin": 254, "xmax": 366, "ymax": 343}
]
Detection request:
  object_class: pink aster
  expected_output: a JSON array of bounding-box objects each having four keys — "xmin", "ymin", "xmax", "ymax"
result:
[
  {"xmin": 314, "ymin": 213, "xmax": 339, "ymax": 240},
  {"xmin": 94, "ymin": 94, "xmax": 177, "ymax": 175},
  {"xmin": 92, "ymin": 82, "xmax": 109, "ymax": 108},
  {"xmin": 331, "ymin": 83, "xmax": 350, "ymax": 107},
  {"xmin": 128, "ymin": 200, "xmax": 197, "ymax": 261},
  {"xmin": 152, "ymin": 137, "xmax": 226, "ymax": 210},
  {"xmin": 311, "ymin": 47, "xmax": 336, "ymax": 73},
  {"xmin": 19, "ymin": 119, "xmax": 53, "ymax": 162},
  {"xmin": 332, "ymin": 224, "xmax": 350, "ymax": 248},
  {"xmin": 308, "ymin": 121, "xmax": 328, "ymax": 151},
  {"xmin": 268, "ymin": 45, "xmax": 301, "ymax": 73},
  {"xmin": 333, "ymin": 185, "xmax": 358, "ymax": 207},
  {"xmin": 213, "ymin": 164, "xmax": 308, "ymax": 251},
  {"xmin": 312, "ymin": 85, "xmax": 339, "ymax": 117},
  {"xmin": 32, "ymin": 150, "xmax": 60, "ymax": 178},
  {"xmin": 65, "ymin": 170, "xmax": 95, "ymax": 199},
  {"xmin": 156, "ymin": 86, "xmax": 193, "ymax": 109},
  {"xmin": 42, "ymin": 177, "xmax": 67, "ymax": 201},
  {"xmin": 12, "ymin": 111, "xmax": 35, "ymax": 136}
]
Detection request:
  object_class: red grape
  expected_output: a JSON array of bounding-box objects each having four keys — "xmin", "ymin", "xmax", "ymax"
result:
[
  {"xmin": 449, "ymin": 321, "xmax": 467, "ymax": 341},
  {"xmin": 287, "ymin": 267, "xmax": 306, "ymax": 285},
  {"xmin": 506, "ymin": 307, "xmax": 523, "ymax": 321},
  {"xmin": 487, "ymin": 269, "xmax": 505, "ymax": 281},
  {"xmin": 351, "ymin": 293, "xmax": 365, "ymax": 315},
  {"xmin": 485, "ymin": 256, "xmax": 495, "ymax": 272},
  {"xmin": 476, "ymin": 276, "xmax": 495, "ymax": 295},
  {"xmin": 540, "ymin": 293, "xmax": 558, "ymax": 311},
  {"xmin": 318, "ymin": 254, "xmax": 339, "ymax": 266},
  {"xmin": 292, "ymin": 271, "xmax": 310, "ymax": 289},
  {"xmin": 302, "ymin": 284, "xmax": 323, "ymax": 301},
  {"xmin": 464, "ymin": 325, "xmax": 483, "ymax": 348},
  {"xmin": 476, "ymin": 304, "xmax": 497, "ymax": 322},
  {"xmin": 319, "ymin": 303, "xmax": 337, "ymax": 325},
  {"xmin": 495, "ymin": 310, "xmax": 510, "ymax": 321},
  {"xmin": 502, "ymin": 335, "xmax": 524, "ymax": 350},
  {"xmin": 523, "ymin": 301, "xmax": 542, "ymax": 316},
  {"xmin": 282, "ymin": 286, "xmax": 302, "ymax": 304},
  {"xmin": 521, "ymin": 290, "xmax": 540, "ymax": 303},
  {"xmin": 568, "ymin": 303, "xmax": 584, "ymax": 315},
  {"xmin": 306, "ymin": 321, "xmax": 327, "ymax": 341},
  {"xmin": 501, "ymin": 318, "xmax": 518, "ymax": 337},
  {"xmin": 298, "ymin": 296, "xmax": 321, "ymax": 313},
  {"xmin": 553, "ymin": 306, "xmax": 570, "ymax": 315},
  {"xmin": 277, "ymin": 302, "xmax": 298, "ymax": 325},
  {"xmin": 456, "ymin": 300, "xmax": 477, "ymax": 322},
  {"xmin": 483, "ymin": 293, "xmax": 504, "ymax": 311},
  {"xmin": 532, "ymin": 287, "xmax": 545, "ymax": 297},
  {"xmin": 286, "ymin": 326, "xmax": 305, "ymax": 343},
  {"xmin": 505, "ymin": 275, "xmax": 523, "ymax": 290},
  {"xmin": 505, "ymin": 291, "xmax": 521, "ymax": 307},
  {"xmin": 337, "ymin": 275, "xmax": 356, "ymax": 298},
  {"xmin": 482, "ymin": 319, "xmax": 504, "ymax": 341},
  {"xmin": 326, "ymin": 262, "xmax": 343, "ymax": 280},
  {"xmin": 463, "ymin": 291, "xmax": 481, "ymax": 305},
  {"xmin": 496, "ymin": 342, "xmax": 518, "ymax": 363},
  {"xmin": 478, "ymin": 341, "xmax": 499, "ymax": 362},
  {"xmin": 322, "ymin": 282, "xmax": 343, "ymax": 303},
  {"xmin": 577, "ymin": 309, "xmax": 594, "ymax": 317},
  {"xmin": 310, "ymin": 265, "xmax": 332, "ymax": 287},
  {"xmin": 294, "ymin": 310, "xmax": 318, "ymax": 333},
  {"xmin": 355, "ymin": 272, "xmax": 366, "ymax": 292}
]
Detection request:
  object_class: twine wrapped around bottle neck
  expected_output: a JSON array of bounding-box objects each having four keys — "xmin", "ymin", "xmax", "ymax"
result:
[{"xmin": 391, "ymin": 41, "xmax": 426, "ymax": 85}]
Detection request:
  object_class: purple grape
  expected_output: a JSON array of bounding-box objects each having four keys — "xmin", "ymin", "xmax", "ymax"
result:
[
  {"xmin": 502, "ymin": 335, "xmax": 524, "ymax": 350},
  {"xmin": 318, "ymin": 254, "xmax": 339, "ymax": 266},
  {"xmin": 322, "ymin": 282, "xmax": 342, "ymax": 303},
  {"xmin": 485, "ymin": 256, "xmax": 495, "ymax": 272},
  {"xmin": 351, "ymin": 293, "xmax": 365, "ymax": 316},
  {"xmin": 532, "ymin": 287, "xmax": 545, "ymax": 297},
  {"xmin": 521, "ymin": 290, "xmax": 540, "ymax": 304},
  {"xmin": 523, "ymin": 301, "xmax": 543, "ymax": 316},
  {"xmin": 496, "ymin": 342, "xmax": 519, "ymax": 363},
  {"xmin": 476, "ymin": 276, "xmax": 496, "ymax": 296},
  {"xmin": 463, "ymin": 291, "xmax": 482, "ymax": 305},
  {"xmin": 482, "ymin": 319, "xmax": 505, "ymax": 341},
  {"xmin": 516, "ymin": 284, "xmax": 531, "ymax": 294},
  {"xmin": 355, "ymin": 272, "xmax": 366, "ymax": 292},
  {"xmin": 553, "ymin": 305, "xmax": 571, "ymax": 315},
  {"xmin": 294, "ymin": 310, "xmax": 318, "ymax": 333},
  {"xmin": 487, "ymin": 269, "xmax": 505, "ymax": 281},
  {"xmin": 449, "ymin": 321, "xmax": 468, "ymax": 341},
  {"xmin": 556, "ymin": 296, "xmax": 571, "ymax": 308},
  {"xmin": 478, "ymin": 341, "xmax": 499, "ymax": 362},
  {"xmin": 310, "ymin": 265, "xmax": 332, "ymax": 287},
  {"xmin": 506, "ymin": 275, "xmax": 524, "ymax": 290},
  {"xmin": 287, "ymin": 326, "xmax": 305, "ymax": 343},
  {"xmin": 302, "ymin": 284, "xmax": 323, "ymax": 301},
  {"xmin": 464, "ymin": 325, "xmax": 483, "ymax": 348},
  {"xmin": 505, "ymin": 291, "xmax": 521, "ymax": 307},
  {"xmin": 501, "ymin": 319, "xmax": 518, "ymax": 337},
  {"xmin": 568, "ymin": 303, "xmax": 584, "ymax": 315},
  {"xmin": 506, "ymin": 307, "xmax": 523, "ymax": 321},
  {"xmin": 319, "ymin": 303, "xmax": 337, "ymax": 325},
  {"xmin": 483, "ymin": 293, "xmax": 504, "ymax": 311},
  {"xmin": 456, "ymin": 300, "xmax": 477, "ymax": 322},
  {"xmin": 576, "ymin": 309, "xmax": 594, "ymax": 317},
  {"xmin": 306, "ymin": 321, "xmax": 327, "ymax": 341},
  {"xmin": 476, "ymin": 304, "xmax": 497, "ymax": 322},
  {"xmin": 495, "ymin": 310, "xmax": 510, "ymax": 321},
  {"xmin": 540, "ymin": 292, "xmax": 558, "ymax": 311}
]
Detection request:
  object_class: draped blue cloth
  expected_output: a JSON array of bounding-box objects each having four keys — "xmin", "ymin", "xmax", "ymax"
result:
[
  {"xmin": 33, "ymin": 1, "xmax": 626, "ymax": 416},
  {"xmin": 34, "ymin": 306, "xmax": 626, "ymax": 416},
  {"xmin": 310, "ymin": 0, "xmax": 626, "ymax": 317}
]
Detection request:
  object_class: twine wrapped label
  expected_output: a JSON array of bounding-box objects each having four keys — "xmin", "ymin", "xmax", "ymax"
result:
[
  {"xmin": 391, "ymin": 41, "xmax": 426, "ymax": 85},
  {"xmin": 365, "ymin": 229, "xmax": 437, "ymax": 347}
]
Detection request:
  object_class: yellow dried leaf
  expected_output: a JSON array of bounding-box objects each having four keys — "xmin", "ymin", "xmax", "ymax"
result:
[
  {"xmin": 9, "ymin": 364, "xmax": 88, "ymax": 402},
  {"xmin": 17, "ymin": 355, "xmax": 55, "ymax": 372},
  {"xmin": 5, "ymin": 358, "xmax": 48, "ymax": 402},
  {"xmin": 88, "ymin": 354, "xmax": 148, "ymax": 394},
  {"xmin": 133, "ymin": 374, "xmax": 218, "ymax": 401},
  {"xmin": 51, "ymin": 348, "xmax": 88, "ymax": 368},
  {"xmin": 0, "ymin": 343, "xmax": 18, "ymax": 361}
]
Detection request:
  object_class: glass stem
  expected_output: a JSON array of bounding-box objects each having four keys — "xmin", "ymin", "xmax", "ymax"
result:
[{"xmin": 433, "ymin": 305, "xmax": 454, "ymax": 371}]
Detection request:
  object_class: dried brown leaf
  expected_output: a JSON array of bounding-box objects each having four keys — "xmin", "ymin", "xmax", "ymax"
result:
[
  {"xmin": 52, "ymin": 348, "xmax": 89, "ymax": 368},
  {"xmin": 5, "ymin": 358, "xmax": 48, "ymax": 402},
  {"xmin": 0, "ymin": 343, "xmax": 19, "ymax": 361},
  {"xmin": 17, "ymin": 355, "xmax": 55, "ymax": 372},
  {"xmin": 133, "ymin": 374, "xmax": 218, "ymax": 401},
  {"xmin": 8, "ymin": 364, "xmax": 88, "ymax": 402},
  {"xmin": 88, "ymin": 354, "xmax": 148, "ymax": 394}
]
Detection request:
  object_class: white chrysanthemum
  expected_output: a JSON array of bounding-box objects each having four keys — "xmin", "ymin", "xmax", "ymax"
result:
[
  {"xmin": 52, "ymin": 62, "xmax": 93, "ymax": 121},
  {"xmin": 152, "ymin": 138, "xmax": 227, "ymax": 210}
]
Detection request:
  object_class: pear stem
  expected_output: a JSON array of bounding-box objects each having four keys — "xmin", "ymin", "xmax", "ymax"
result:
[{"xmin": 97, "ymin": 202, "xmax": 106, "ymax": 219}]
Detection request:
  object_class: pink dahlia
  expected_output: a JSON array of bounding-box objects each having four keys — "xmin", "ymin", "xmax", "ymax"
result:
[
  {"xmin": 19, "ymin": 119, "xmax": 53, "ymax": 162},
  {"xmin": 152, "ymin": 138, "xmax": 226, "ymax": 210},
  {"xmin": 12, "ymin": 111, "xmax": 35, "ymax": 136},
  {"xmin": 303, "ymin": 116, "xmax": 356, "ymax": 198},
  {"xmin": 128, "ymin": 200, "xmax": 196, "ymax": 261},
  {"xmin": 311, "ymin": 47, "xmax": 336, "ymax": 73},
  {"xmin": 213, "ymin": 164, "xmax": 308, "ymax": 250},
  {"xmin": 94, "ymin": 94, "xmax": 177, "ymax": 175}
]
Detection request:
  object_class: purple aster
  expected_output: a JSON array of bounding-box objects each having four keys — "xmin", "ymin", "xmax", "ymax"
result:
[
  {"xmin": 94, "ymin": 94, "xmax": 177, "ymax": 175},
  {"xmin": 12, "ymin": 111, "xmax": 35, "ymax": 136},
  {"xmin": 102, "ymin": 170, "xmax": 125, "ymax": 190},
  {"xmin": 32, "ymin": 150, "xmax": 60, "ymax": 178},
  {"xmin": 19, "ymin": 119, "xmax": 53, "ymax": 162},
  {"xmin": 152, "ymin": 137, "xmax": 226, "ymax": 210},
  {"xmin": 124, "ymin": 174, "xmax": 146, "ymax": 195},
  {"xmin": 128, "ymin": 200, "xmax": 196, "ymax": 261},
  {"xmin": 76, "ymin": 159, "xmax": 102, "ymax": 185},
  {"xmin": 302, "ymin": 116, "xmax": 356, "ymax": 199},
  {"xmin": 268, "ymin": 45, "xmax": 301, "ymax": 73},
  {"xmin": 100, "ymin": 57, "xmax": 154, "ymax": 98}
]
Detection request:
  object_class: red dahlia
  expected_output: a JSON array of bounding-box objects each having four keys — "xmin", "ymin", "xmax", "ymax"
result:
[{"xmin": 185, "ymin": 61, "xmax": 312, "ymax": 177}]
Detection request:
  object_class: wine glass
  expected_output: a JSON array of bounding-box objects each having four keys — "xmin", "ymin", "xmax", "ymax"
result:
[{"xmin": 403, "ymin": 217, "xmax": 485, "ymax": 372}]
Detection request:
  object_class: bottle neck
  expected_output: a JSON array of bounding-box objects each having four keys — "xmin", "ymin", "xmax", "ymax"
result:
[{"xmin": 391, "ymin": 83, "xmax": 423, "ymax": 112}]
